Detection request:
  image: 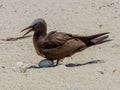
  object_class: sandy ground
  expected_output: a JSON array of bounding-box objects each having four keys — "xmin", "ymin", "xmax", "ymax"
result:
[{"xmin": 0, "ymin": 0, "xmax": 120, "ymax": 90}]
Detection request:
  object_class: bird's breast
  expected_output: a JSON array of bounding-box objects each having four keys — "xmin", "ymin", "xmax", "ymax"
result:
[{"xmin": 33, "ymin": 37, "xmax": 45, "ymax": 57}]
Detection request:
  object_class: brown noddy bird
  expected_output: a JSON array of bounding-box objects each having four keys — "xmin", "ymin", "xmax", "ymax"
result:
[{"xmin": 21, "ymin": 18, "xmax": 110, "ymax": 66}]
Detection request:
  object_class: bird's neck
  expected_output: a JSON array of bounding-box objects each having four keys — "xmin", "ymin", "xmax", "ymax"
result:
[
  {"xmin": 34, "ymin": 29, "xmax": 47, "ymax": 38},
  {"xmin": 33, "ymin": 30, "xmax": 46, "ymax": 56}
]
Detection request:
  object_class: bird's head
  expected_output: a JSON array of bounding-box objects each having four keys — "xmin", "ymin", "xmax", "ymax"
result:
[{"xmin": 21, "ymin": 18, "xmax": 47, "ymax": 36}]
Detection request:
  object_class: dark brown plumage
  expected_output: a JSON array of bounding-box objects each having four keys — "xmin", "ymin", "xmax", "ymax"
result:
[{"xmin": 21, "ymin": 18, "xmax": 110, "ymax": 65}]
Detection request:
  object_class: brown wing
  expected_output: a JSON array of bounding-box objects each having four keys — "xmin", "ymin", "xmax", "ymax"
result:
[{"xmin": 41, "ymin": 31, "xmax": 73, "ymax": 49}]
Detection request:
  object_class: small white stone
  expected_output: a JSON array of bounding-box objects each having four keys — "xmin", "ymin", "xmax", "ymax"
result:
[
  {"xmin": 13, "ymin": 62, "xmax": 30, "ymax": 73},
  {"xmin": 38, "ymin": 59, "xmax": 54, "ymax": 67},
  {"xmin": 16, "ymin": 62, "xmax": 23, "ymax": 67}
]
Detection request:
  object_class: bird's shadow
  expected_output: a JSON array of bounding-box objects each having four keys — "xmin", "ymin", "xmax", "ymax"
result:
[
  {"xmin": 27, "ymin": 65, "xmax": 55, "ymax": 69},
  {"xmin": 65, "ymin": 60, "xmax": 105, "ymax": 67},
  {"xmin": 27, "ymin": 65, "xmax": 40, "ymax": 69},
  {"xmin": 27, "ymin": 60, "xmax": 105, "ymax": 69}
]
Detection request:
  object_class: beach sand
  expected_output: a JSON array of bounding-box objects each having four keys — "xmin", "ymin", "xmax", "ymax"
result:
[{"xmin": 0, "ymin": 0, "xmax": 120, "ymax": 90}]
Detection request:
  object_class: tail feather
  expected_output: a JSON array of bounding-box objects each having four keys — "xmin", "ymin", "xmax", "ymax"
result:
[
  {"xmin": 74, "ymin": 32, "xmax": 110, "ymax": 47},
  {"xmin": 91, "ymin": 35, "xmax": 109, "ymax": 44},
  {"xmin": 79, "ymin": 32, "xmax": 110, "ymax": 40}
]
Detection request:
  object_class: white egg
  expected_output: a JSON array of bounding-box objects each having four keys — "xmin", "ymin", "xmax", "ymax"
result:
[{"xmin": 38, "ymin": 59, "xmax": 54, "ymax": 67}]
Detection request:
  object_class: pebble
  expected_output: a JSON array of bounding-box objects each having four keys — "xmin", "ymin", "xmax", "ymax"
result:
[{"xmin": 12, "ymin": 62, "xmax": 30, "ymax": 73}]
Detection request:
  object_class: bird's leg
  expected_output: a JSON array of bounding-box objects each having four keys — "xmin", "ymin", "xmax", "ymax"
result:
[{"xmin": 56, "ymin": 59, "xmax": 60, "ymax": 66}]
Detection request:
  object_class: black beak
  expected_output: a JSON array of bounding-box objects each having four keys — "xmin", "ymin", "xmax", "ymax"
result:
[{"xmin": 21, "ymin": 25, "xmax": 33, "ymax": 36}]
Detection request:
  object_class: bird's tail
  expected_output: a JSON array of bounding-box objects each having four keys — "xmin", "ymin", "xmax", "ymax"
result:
[{"xmin": 74, "ymin": 32, "xmax": 110, "ymax": 47}]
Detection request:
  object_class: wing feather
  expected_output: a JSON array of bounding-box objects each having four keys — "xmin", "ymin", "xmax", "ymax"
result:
[{"xmin": 42, "ymin": 31, "xmax": 73, "ymax": 49}]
